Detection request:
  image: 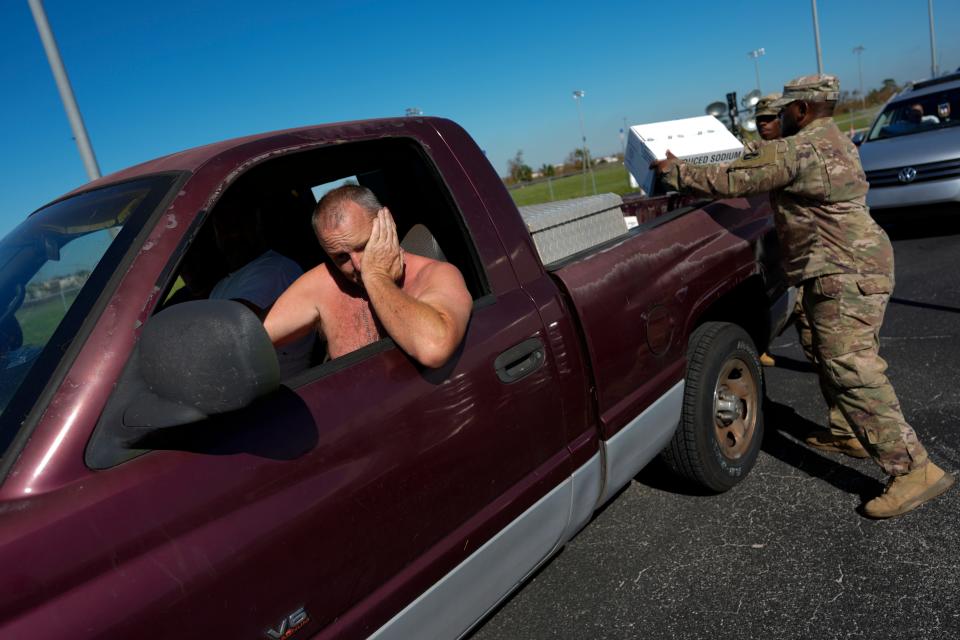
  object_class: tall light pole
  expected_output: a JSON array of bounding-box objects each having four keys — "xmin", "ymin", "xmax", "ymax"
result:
[
  {"xmin": 853, "ymin": 45, "xmax": 866, "ymax": 111},
  {"xmin": 28, "ymin": 0, "xmax": 100, "ymax": 181},
  {"xmin": 810, "ymin": 0, "xmax": 824, "ymax": 75},
  {"xmin": 928, "ymin": 0, "xmax": 938, "ymax": 78},
  {"xmin": 571, "ymin": 90, "xmax": 597, "ymax": 196},
  {"xmin": 747, "ymin": 48, "xmax": 765, "ymax": 94},
  {"xmin": 620, "ymin": 116, "xmax": 627, "ymax": 159}
]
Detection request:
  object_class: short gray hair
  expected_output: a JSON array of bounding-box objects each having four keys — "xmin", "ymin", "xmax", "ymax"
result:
[{"xmin": 313, "ymin": 184, "xmax": 381, "ymax": 232}]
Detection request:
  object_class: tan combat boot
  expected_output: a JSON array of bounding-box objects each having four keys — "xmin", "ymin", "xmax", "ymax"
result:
[
  {"xmin": 804, "ymin": 430, "xmax": 870, "ymax": 459},
  {"xmin": 759, "ymin": 353, "xmax": 776, "ymax": 367},
  {"xmin": 863, "ymin": 463, "xmax": 956, "ymax": 519}
]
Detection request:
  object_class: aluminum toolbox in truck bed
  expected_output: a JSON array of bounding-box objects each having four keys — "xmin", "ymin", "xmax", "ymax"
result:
[{"xmin": 518, "ymin": 193, "xmax": 628, "ymax": 265}]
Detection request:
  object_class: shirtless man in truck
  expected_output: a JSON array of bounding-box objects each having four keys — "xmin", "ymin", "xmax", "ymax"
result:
[{"xmin": 264, "ymin": 184, "xmax": 472, "ymax": 369}]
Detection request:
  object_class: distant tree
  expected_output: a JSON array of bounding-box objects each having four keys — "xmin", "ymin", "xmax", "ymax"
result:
[
  {"xmin": 507, "ymin": 150, "xmax": 534, "ymax": 183},
  {"xmin": 562, "ymin": 148, "xmax": 591, "ymax": 175},
  {"xmin": 835, "ymin": 77, "xmax": 902, "ymax": 115},
  {"xmin": 865, "ymin": 79, "xmax": 900, "ymax": 108},
  {"xmin": 539, "ymin": 163, "xmax": 556, "ymax": 177}
]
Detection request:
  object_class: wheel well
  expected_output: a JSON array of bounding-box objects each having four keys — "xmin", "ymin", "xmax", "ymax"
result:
[{"xmin": 691, "ymin": 275, "xmax": 771, "ymax": 354}]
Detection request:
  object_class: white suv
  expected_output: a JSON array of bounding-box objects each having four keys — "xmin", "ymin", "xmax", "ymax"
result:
[{"xmin": 858, "ymin": 72, "xmax": 960, "ymax": 212}]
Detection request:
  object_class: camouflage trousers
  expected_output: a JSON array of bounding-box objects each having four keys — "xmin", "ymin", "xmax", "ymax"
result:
[
  {"xmin": 802, "ymin": 273, "xmax": 928, "ymax": 476},
  {"xmin": 794, "ymin": 287, "xmax": 850, "ymax": 437}
]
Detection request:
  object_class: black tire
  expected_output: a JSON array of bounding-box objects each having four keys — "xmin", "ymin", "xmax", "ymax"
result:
[{"xmin": 663, "ymin": 321, "xmax": 764, "ymax": 492}]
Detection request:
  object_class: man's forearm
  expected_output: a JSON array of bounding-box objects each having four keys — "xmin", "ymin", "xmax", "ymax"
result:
[
  {"xmin": 363, "ymin": 274, "xmax": 453, "ymax": 367},
  {"xmin": 660, "ymin": 142, "xmax": 793, "ymax": 198},
  {"xmin": 661, "ymin": 162, "xmax": 751, "ymax": 199},
  {"xmin": 264, "ymin": 301, "xmax": 320, "ymax": 347}
]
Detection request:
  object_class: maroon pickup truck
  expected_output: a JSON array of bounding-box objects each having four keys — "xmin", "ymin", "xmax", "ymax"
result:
[{"xmin": 0, "ymin": 117, "xmax": 791, "ymax": 639}]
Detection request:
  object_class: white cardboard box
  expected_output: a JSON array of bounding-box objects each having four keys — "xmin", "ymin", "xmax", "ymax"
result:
[{"xmin": 624, "ymin": 115, "xmax": 743, "ymax": 194}]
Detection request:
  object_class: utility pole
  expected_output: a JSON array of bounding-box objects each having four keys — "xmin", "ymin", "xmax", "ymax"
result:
[
  {"xmin": 928, "ymin": 0, "xmax": 938, "ymax": 78},
  {"xmin": 747, "ymin": 48, "xmax": 765, "ymax": 94},
  {"xmin": 620, "ymin": 116, "xmax": 627, "ymax": 159},
  {"xmin": 28, "ymin": 0, "xmax": 101, "ymax": 181},
  {"xmin": 853, "ymin": 46, "xmax": 866, "ymax": 111},
  {"xmin": 811, "ymin": 0, "xmax": 824, "ymax": 75},
  {"xmin": 571, "ymin": 90, "xmax": 597, "ymax": 196}
]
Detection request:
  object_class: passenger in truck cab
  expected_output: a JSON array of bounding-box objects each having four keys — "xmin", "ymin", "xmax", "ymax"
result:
[
  {"xmin": 206, "ymin": 197, "xmax": 315, "ymax": 377},
  {"xmin": 264, "ymin": 184, "xmax": 473, "ymax": 369}
]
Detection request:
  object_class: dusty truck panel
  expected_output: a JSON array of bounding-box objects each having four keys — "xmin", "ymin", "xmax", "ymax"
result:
[
  {"xmin": 551, "ymin": 196, "xmax": 775, "ymax": 438},
  {"xmin": 0, "ymin": 117, "xmax": 786, "ymax": 639}
]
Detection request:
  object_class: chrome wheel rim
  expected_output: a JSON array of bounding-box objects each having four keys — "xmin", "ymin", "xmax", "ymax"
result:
[{"xmin": 713, "ymin": 358, "xmax": 758, "ymax": 459}]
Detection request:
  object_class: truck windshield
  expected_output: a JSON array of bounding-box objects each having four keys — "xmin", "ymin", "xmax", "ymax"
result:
[
  {"xmin": 0, "ymin": 175, "xmax": 178, "ymax": 459},
  {"xmin": 867, "ymin": 87, "xmax": 960, "ymax": 141}
]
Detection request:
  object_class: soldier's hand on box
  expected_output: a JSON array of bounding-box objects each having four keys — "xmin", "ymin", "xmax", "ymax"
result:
[{"xmin": 651, "ymin": 150, "xmax": 679, "ymax": 174}]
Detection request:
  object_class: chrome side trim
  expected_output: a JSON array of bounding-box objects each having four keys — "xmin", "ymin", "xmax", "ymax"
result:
[
  {"xmin": 599, "ymin": 380, "xmax": 685, "ymax": 504},
  {"xmin": 369, "ymin": 476, "xmax": 572, "ymax": 640}
]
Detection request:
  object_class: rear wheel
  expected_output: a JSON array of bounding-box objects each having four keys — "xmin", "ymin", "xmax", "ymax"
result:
[{"xmin": 663, "ymin": 321, "xmax": 764, "ymax": 492}]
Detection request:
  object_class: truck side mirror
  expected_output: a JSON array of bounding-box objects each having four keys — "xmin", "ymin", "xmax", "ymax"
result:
[
  {"xmin": 124, "ymin": 299, "xmax": 280, "ymax": 428},
  {"xmin": 86, "ymin": 300, "xmax": 285, "ymax": 470},
  {"xmin": 851, "ymin": 132, "xmax": 864, "ymax": 146}
]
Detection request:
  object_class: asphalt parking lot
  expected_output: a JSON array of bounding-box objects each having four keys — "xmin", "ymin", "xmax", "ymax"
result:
[{"xmin": 474, "ymin": 212, "xmax": 960, "ymax": 640}]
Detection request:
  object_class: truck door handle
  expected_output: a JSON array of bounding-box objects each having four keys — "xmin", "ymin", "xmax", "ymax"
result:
[{"xmin": 494, "ymin": 337, "xmax": 546, "ymax": 383}]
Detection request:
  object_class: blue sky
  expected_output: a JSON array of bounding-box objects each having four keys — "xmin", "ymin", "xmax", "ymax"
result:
[{"xmin": 1, "ymin": 0, "xmax": 958, "ymax": 237}]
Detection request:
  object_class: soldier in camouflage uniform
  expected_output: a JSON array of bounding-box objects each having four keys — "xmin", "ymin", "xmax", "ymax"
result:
[
  {"xmin": 751, "ymin": 93, "xmax": 862, "ymax": 450},
  {"xmin": 653, "ymin": 75, "xmax": 955, "ymax": 518},
  {"xmin": 751, "ymin": 92, "xmax": 783, "ymax": 147},
  {"xmin": 753, "ymin": 93, "xmax": 784, "ymax": 368}
]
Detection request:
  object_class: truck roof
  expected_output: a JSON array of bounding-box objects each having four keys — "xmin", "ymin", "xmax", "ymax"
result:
[{"xmin": 53, "ymin": 117, "xmax": 440, "ymax": 206}]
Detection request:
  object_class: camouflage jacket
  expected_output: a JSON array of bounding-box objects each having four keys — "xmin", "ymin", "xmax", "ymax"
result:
[{"xmin": 660, "ymin": 117, "xmax": 894, "ymax": 284}]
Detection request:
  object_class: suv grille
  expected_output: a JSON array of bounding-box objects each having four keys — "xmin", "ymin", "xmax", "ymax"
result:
[{"xmin": 866, "ymin": 158, "xmax": 960, "ymax": 187}]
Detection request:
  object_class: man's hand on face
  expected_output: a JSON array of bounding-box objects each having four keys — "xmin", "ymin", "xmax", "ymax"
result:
[
  {"xmin": 361, "ymin": 207, "xmax": 405, "ymax": 286},
  {"xmin": 650, "ymin": 150, "xmax": 679, "ymax": 175}
]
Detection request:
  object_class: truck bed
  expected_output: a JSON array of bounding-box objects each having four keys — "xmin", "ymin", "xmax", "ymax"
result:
[
  {"xmin": 518, "ymin": 191, "xmax": 709, "ymax": 269},
  {"xmin": 546, "ymin": 194, "xmax": 777, "ymax": 439}
]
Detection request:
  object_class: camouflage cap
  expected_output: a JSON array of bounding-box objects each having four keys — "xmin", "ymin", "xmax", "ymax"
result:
[
  {"xmin": 770, "ymin": 74, "xmax": 840, "ymax": 108},
  {"xmin": 754, "ymin": 92, "xmax": 782, "ymax": 117}
]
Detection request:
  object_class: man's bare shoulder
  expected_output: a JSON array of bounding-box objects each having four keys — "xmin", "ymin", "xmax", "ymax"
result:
[
  {"xmin": 293, "ymin": 261, "xmax": 337, "ymax": 292},
  {"xmin": 404, "ymin": 253, "xmax": 467, "ymax": 291}
]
